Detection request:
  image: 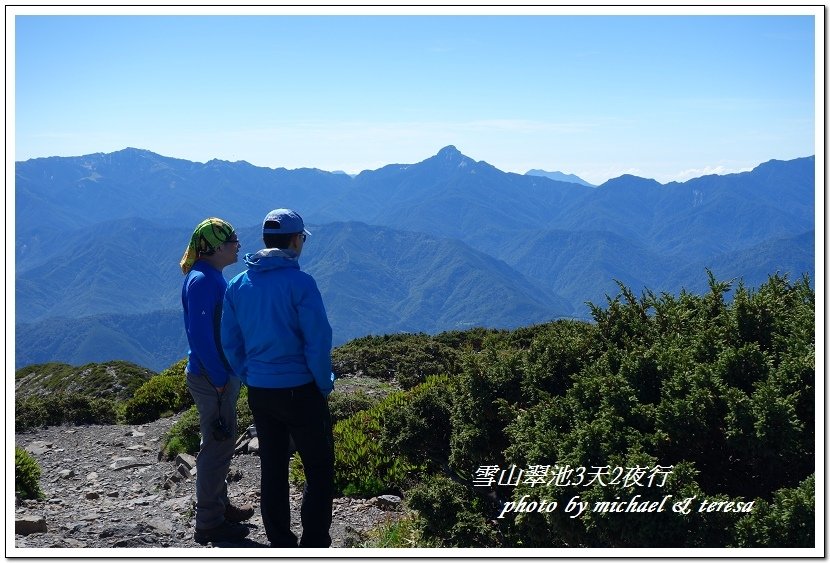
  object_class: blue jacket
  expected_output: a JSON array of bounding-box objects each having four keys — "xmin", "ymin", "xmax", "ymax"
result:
[
  {"xmin": 181, "ymin": 261, "xmax": 234, "ymax": 387},
  {"xmin": 221, "ymin": 248, "xmax": 335, "ymax": 396}
]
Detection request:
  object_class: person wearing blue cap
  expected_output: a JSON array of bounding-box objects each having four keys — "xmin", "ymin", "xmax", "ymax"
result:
[{"xmin": 221, "ymin": 208, "xmax": 336, "ymax": 548}]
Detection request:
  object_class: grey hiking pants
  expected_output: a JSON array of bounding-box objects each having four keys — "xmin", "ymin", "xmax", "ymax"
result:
[{"xmin": 186, "ymin": 372, "xmax": 241, "ymax": 530}]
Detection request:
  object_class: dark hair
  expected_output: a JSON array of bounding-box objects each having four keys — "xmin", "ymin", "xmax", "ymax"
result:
[{"xmin": 263, "ymin": 221, "xmax": 299, "ymax": 249}]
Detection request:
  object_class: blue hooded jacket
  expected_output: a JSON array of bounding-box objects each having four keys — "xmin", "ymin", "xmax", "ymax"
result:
[{"xmin": 221, "ymin": 248, "xmax": 334, "ymax": 396}]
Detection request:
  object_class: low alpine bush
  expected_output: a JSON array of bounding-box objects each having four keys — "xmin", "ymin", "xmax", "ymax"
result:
[
  {"xmin": 15, "ymin": 446, "xmax": 44, "ymax": 500},
  {"xmin": 15, "ymin": 393, "xmax": 118, "ymax": 430},
  {"xmin": 121, "ymin": 359, "xmax": 192, "ymax": 424}
]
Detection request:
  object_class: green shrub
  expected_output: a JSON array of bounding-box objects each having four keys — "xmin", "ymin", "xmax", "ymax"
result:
[
  {"xmin": 732, "ymin": 474, "xmax": 815, "ymax": 548},
  {"xmin": 360, "ymin": 514, "xmax": 426, "ymax": 548},
  {"xmin": 521, "ymin": 321, "xmax": 598, "ymax": 402},
  {"xmin": 15, "ymin": 396, "xmax": 56, "ymax": 431},
  {"xmin": 332, "ymin": 392, "xmax": 420, "ymax": 496},
  {"xmin": 122, "ymin": 374, "xmax": 187, "ymax": 423},
  {"xmin": 161, "ymin": 405, "xmax": 202, "ymax": 459},
  {"xmin": 432, "ymin": 327, "xmax": 504, "ymax": 352},
  {"xmin": 15, "ymin": 446, "xmax": 44, "ymax": 500},
  {"xmin": 448, "ymin": 346, "xmax": 525, "ymax": 475},
  {"xmin": 407, "ymin": 474, "xmax": 500, "ymax": 547},
  {"xmin": 15, "ymin": 360, "xmax": 154, "ymax": 402},
  {"xmin": 410, "ymin": 273, "xmax": 813, "ymax": 548},
  {"xmin": 332, "ymin": 333, "xmax": 458, "ymax": 389},
  {"xmin": 290, "ymin": 389, "xmax": 422, "ymax": 497},
  {"xmin": 380, "ymin": 375, "xmax": 453, "ymax": 469},
  {"xmin": 328, "ymin": 388, "xmax": 379, "ymax": 424},
  {"xmin": 62, "ymin": 393, "xmax": 119, "ymax": 425},
  {"xmin": 236, "ymin": 385, "xmax": 253, "ymax": 434},
  {"xmin": 303, "ymin": 273, "xmax": 814, "ymax": 548},
  {"xmin": 122, "ymin": 359, "xmax": 192, "ymax": 424},
  {"xmin": 15, "ymin": 392, "xmax": 118, "ymax": 430}
]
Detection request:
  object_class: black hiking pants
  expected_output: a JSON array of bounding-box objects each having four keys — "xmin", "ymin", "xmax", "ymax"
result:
[{"xmin": 248, "ymin": 382, "xmax": 335, "ymax": 548}]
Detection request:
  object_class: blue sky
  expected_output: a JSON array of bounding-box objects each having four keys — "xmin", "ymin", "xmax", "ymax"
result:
[{"xmin": 9, "ymin": 7, "xmax": 820, "ymax": 185}]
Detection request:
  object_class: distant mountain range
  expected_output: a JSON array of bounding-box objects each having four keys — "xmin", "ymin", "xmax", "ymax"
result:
[
  {"xmin": 15, "ymin": 146, "xmax": 815, "ymax": 371},
  {"xmin": 525, "ymin": 169, "xmax": 595, "ymax": 187}
]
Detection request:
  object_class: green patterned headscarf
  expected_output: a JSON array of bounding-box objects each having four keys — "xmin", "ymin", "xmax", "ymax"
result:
[{"xmin": 180, "ymin": 217, "xmax": 236, "ymax": 274}]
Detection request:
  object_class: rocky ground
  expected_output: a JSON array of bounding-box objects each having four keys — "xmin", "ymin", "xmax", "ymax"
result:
[{"xmin": 13, "ymin": 414, "xmax": 407, "ymax": 552}]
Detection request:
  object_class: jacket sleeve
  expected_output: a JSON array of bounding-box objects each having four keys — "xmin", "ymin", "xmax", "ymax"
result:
[
  {"xmin": 297, "ymin": 276, "xmax": 335, "ymax": 396},
  {"xmin": 184, "ymin": 274, "xmax": 232, "ymax": 388},
  {"xmin": 221, "ymin": 285, "xmax": 247, "ymax": 384}
]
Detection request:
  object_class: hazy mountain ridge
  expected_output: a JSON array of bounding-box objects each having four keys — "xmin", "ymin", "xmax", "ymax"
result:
[
  {"xmin": 304, "ymin": 221, "xmax": 570, "ymax": 338},
  {"xmin": 15, "ymin": 148, "xmax": 354, "ymax": 239},
  {"xmin": 17, "ymin": 146, "xmax": 813, "ymax": 257},
  {"xmin": 15, "ymin": 221, "xmax": 571, "ymax": 369},
  {"xmin": 14, "ymin": 147, "xmax": 815, "ymax": 370},
  {"xmin": 525, "ymin": 169, "xmax": 595, "ymax": 187},
  {"xmin": 16, "ymin": 310, "xmax": 187, "ymax": 371}
]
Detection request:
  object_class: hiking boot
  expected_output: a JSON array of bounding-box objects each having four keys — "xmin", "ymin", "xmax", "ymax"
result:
[
  {"xmin": 194, "ymin": 520, "xmax": 250, "ymax": 544},
  {"xmin": 225, "ymin": 502, "xmax": 255, "ymax": 523}
]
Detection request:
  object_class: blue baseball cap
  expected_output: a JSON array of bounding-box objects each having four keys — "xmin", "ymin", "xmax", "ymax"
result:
[{"xmin": 262, "ymin": 208, "xmax": 311, "ymax": 236}]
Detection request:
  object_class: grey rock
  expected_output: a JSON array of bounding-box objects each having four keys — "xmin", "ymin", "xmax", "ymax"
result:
[
  {"xmin": 110, "ymin": 457, "xmax": 152, "ymax": 471},
  {"xmin": 16, "ymin": 514, "xmax": 47, "ymax": 535},
  {"xmin": 79, "ymin": 512, "xmax": 98, "ymax": 521},
  {"xmin": 24, "ymin": 441, "xmax": 52, "ymax": 456},
  {"xmin": 130, "ymin": 495, "xmax": 158, "ymax": 506},
  {"xmin": 60, "ymin": 538, "xmax": 87, "ymax": 548},
  {"xmin": 247, "ymin": 437, "xmax": 260, "ymax": 454},
  {"xmin": 146, "ymin": 517, "xmax": 174, "ymax": 534},
  {"xmin": 175, "ymin": 453, "xmax": 196, "ymax": 471},
  {"xmin": 373, "ymin": 494, "xmax": 403, "ymax": 510}
]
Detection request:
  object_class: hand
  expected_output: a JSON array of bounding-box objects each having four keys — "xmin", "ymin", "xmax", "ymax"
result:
[{"xmin": 215, "ymin": 385, "xmax": 226, "ymax": 394}]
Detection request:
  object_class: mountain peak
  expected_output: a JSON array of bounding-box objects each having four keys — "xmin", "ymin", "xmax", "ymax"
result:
[
  {"xmin": 600, "ymin": 174, "xmax": 663, "ymax": 190},
  {"xmin": 426, "ymin": 145, "xmax": 478, "ymax": 169},
  {"xmin": 437, "ymin": 145, "xmax": 461, "ymax": 158}
]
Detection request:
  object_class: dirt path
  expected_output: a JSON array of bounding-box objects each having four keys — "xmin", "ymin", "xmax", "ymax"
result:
[{"xmin": 14, "ymin": 414, "xmax": 404, "ymax": 551}]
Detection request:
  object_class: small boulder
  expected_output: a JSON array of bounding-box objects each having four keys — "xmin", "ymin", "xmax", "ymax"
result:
[
  {"xmin": 247, "ymin": 437, "xmax": 260, "ymax": 454},
  {"xmin": 15, "ymin": 515, "xmax": 47, "ymax": 536},
  {"xmin": 24, "ymin": 441, "xmax": 52, "ymax": 456},
  {"xmin": 372, "ymin": 495, "xmax": 403, "ymax": 510},
  {"xmin": 175, "ymin": 453, "xmax": 196, "ymax": 471}
]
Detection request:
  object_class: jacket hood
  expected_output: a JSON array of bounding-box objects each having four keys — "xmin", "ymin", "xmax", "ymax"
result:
[{"xmin": 243, "ymin": 248, "xmax": 301, "ymax": 272}]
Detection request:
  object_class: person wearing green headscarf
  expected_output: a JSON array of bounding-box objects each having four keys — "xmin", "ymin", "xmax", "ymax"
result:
[
  {"xmin": 180, "ymin": 217, "xmax": 237, "ymax": 275},
  {"xmin": 180, "ymin": 217, "xmax": 253, "ymax": 544}
]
